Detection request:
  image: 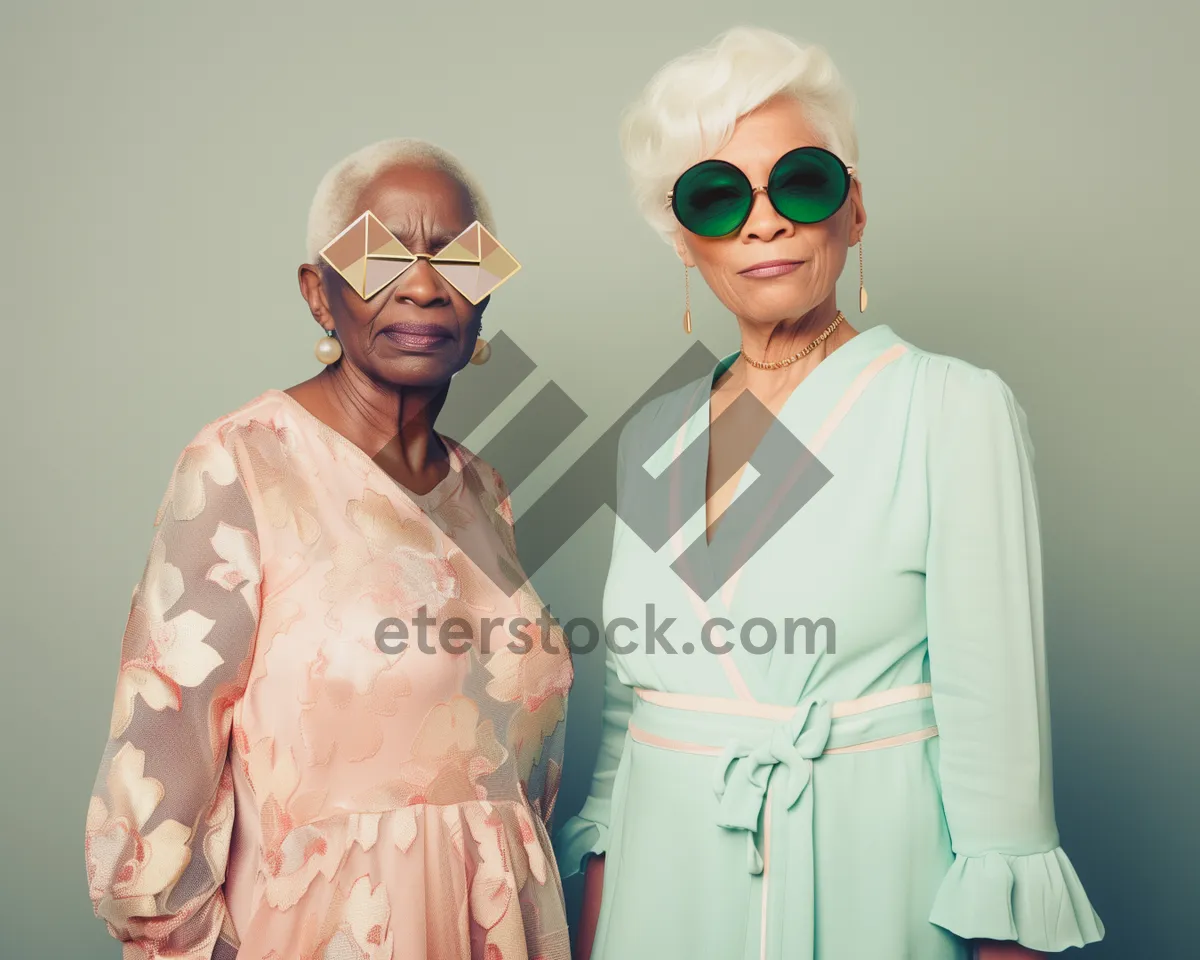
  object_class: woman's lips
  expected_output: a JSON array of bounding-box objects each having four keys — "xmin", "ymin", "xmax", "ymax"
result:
[
  {"xmin": 739, "ymin": 259, "xmax": 804, "ymax": 278},
  {"xmin": 378, "ymin": 323, "xmax": 453, "ymax": 351}
]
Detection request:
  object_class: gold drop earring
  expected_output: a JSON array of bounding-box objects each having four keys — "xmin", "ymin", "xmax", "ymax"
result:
[
  {"xmin": 683, "ymin": 263, "xmax": 692, "ymax": 334},
  {"xmin": 858, "ymin": 239, "xmax": 868, "ymax": 314}
]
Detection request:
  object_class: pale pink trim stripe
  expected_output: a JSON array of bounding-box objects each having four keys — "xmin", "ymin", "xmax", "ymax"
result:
[
  {"xmin": 634, "ymin": 681, "xmax": 931, "ymax": 721},
  {"xmin": 717, "ymin": 563, "xmax": 741, "ymax": 612},
  {"xmin": 714, "ymin": 625, "xmax": 757, "ymax": 701},
  {"xmin": 624, "ymin": 710, "xmax": 940, "ymax": 758},
  {"xmin": 760, "ymin": 781, "xmax": 773, "ymax": 960},
  {"xmin": 808, "ymin": 342, "xmax": 909, "ymax": 455},
  {"xmin": 674, "ymin": 539, "xmax": 756, "ymax": 701},
  {"xmin": 627, "ymin": 723, "xmax": 722, "ymax": 755},
  {"xmin": 628, "ymin": 719, "xmax": 939, "ymax": 759},
  {"xmin": 635, "ymin": 687, "xmax": 795, "ymax": 720},
  {"xmin": 717, "ymin": 342, "xmax": 909, "ymax": 608},
  {"xmin": 823, "ymin": 725, "xmax": 939, "ymax": 755},
  {"xmin": 829, "ymin": 682, "xmax": 932, "ymax": 718}
]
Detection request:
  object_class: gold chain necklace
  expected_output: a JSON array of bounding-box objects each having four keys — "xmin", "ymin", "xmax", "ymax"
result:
[{"xmin": 740, "ymin": 312, "xmax": 845, "ymax": 371}]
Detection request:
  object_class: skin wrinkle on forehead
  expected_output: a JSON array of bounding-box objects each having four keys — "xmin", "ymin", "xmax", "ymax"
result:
[
  {"xmin": 378, "ymin": 211, "xmax": 464, "ymax": 258},
  {"xmin": 354, "ymin": 166, "xmax": 477, "ymax": 258}
]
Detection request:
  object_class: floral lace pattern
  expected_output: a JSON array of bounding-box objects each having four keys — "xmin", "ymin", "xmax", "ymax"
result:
[{"xmin": 86, "ymin": 390, "xmax": 573, "ymax": 960}]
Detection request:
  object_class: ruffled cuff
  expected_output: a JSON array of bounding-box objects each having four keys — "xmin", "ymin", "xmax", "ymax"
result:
[
  {"xmin": 929, "ymin": 848, "xmax": 1104, "ymax": 952},
  {"xmin": 553, "ymin": 813, "xmax": 607, "ymax": 880}
]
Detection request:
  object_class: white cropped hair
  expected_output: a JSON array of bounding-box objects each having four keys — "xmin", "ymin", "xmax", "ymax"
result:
[
  {"xmin": 305, "ymin": 138, "xmax": 496, "ymax": 262},
  {"xmin": 619, "ymin": 26, "xmax": 859, "ymax": 243}
]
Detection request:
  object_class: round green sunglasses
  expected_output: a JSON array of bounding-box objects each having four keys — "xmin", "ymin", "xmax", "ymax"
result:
[{"xmin": 667, "ymin": 146, "xmax": 855, "ymax": 238}]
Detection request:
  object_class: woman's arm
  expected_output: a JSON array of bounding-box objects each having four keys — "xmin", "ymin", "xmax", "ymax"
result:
[
  {"xmin": 574, "ymin": 853, "xmax": 606, "ymax": 960},
  {"xmin": 976, "ymin": 941, "xmax": 1046, "ymax": 959},
  {"xmin": 553, "ymin": 419, "xmax": 641, "ymax": 957},
  {"xmin": 86, "ymin": 436, "xmax": 261, "ymax": 958},
  {"xmin": 922, "ymin": 362, "xmax": 1103, "ymax": 954},
  {"xmin": 553, "ymin": 642, "xmax": 633, "ymax": 946}
]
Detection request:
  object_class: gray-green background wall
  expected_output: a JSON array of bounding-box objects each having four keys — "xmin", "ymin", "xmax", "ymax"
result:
[{"xmin": 2, "ymin": 1, "xmax": 1193, "ymax": 956}]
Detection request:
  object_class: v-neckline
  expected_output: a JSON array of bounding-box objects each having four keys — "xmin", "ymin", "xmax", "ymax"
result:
[
  {"xmin": 669, "ymin": 324, "xmax": 899, "ymax": 600},
  {"xmin": 706, "ymin": 323, "xmax": 897, "ymax": 421},
  {"xmin": 266, "ymin": 388, "xmax": 465, "ymax": 512},
  {"xmin": 699, "ymin": 324, "xmax": 897, "ymax": 541}
]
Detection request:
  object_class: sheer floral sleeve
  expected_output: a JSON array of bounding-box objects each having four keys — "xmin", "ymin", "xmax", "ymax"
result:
[
  {"xmin": 86, "ymin": 433, "xmax": 261, "ymax": 960},
  {"xmin": 484, "ymin": 461, "xmax": 569, "ymax": 833}
]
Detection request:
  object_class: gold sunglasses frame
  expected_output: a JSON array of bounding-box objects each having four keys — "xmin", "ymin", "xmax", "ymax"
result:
[{"xmin": 318, "ymin": 210, "xmax": 521, "ymax": 305}]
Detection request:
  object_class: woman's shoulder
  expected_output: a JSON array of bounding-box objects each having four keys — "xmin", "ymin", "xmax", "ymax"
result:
[
  {"xmin": 891, "ymin": 337, "xmax": 1032, "ymax": 465},
  {"xmin": 175, "ymin": 389, "xmax": 304, "ymax": 455},
  {"xmin": 155, "ymin": 391, "xmax": 299, "ymax": 517},
  {"xmin": 888, "ymin": 332, "xmax": 1021, "ymax": 415}
]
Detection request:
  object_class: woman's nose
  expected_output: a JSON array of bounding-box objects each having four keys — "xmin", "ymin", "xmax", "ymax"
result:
[
  {"xmin": 743, "ymin": 187, "xmax": 791, "ymax": 242},
  {"xmin": 394, "ymin": 257, "xmax": 449, "ymax": 306}
]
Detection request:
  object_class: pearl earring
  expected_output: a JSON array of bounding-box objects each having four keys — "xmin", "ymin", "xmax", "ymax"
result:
[
  {"xmin": 470, "ymin": 337, "xmax": 491, "ymax": 365},
  {"xmin": 315, "ymin": 329, "xmax": 342, "ymax": 364}
]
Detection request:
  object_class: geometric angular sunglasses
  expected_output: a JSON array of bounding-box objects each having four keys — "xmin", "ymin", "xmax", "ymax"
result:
[{"xmin": 319, "ymin": 210, "xmax": 521, "ymax": 305}]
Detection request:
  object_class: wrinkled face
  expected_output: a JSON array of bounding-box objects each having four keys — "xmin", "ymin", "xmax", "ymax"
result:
[
  {"xmin": 309, "ymin": 162, "xmax": 486, "ymax": 388},
  {"xmin": 673, "ymin": 95, "xmax": 866, "ymax": 327}
]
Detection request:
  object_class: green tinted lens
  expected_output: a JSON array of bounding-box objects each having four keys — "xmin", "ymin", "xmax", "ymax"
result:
[
  {"xmin": 767, "ymin": 147, "xmax": 850, "ymax": 224},
  {"xmin": 672, "ymin": 160, "xmax": 753, "ymax": 237}
]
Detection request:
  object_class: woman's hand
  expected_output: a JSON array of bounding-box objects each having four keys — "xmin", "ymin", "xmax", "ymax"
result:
[
  {"xmin": 975, "ymin": 941, "xmax": 1046, "ymax": 959},
  {"xmin": 573, "ymin": 854, "xmax": 605, "ymax": 960}
]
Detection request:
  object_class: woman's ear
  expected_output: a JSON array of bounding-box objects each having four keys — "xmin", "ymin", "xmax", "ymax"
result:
[
  {"xmin": 848, "ymin": 178, "xmax": 868, "ymax": 246},
  {"xmin": 298, "ymin": 262, "xmax": 334, "ymax": 327},
  {"xmin": 672, "ymin": 231, "xmax": 696, "ymax": 268}
]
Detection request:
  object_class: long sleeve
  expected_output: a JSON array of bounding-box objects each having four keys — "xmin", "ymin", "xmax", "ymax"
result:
[
  {"xmin": 485, "ymin": 461, "xmax": 573, "ymax": 833},
  {"xmin": 552, "ymin": 422, "xmax": 637, "ymax": 880},
  {"xmin": 86, "ymin": 434, "xmax": 261, "ymax": 960},
  {"xmin": 553, "ymin": 643, "xmax": 634, "ymax": 880},
  {"xmin": 922, "ymin": 363, "xmax": 1103, "ymax": 952}
]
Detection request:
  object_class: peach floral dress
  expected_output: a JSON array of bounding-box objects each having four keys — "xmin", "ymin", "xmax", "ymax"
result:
[{"xmin": 85, "ymin": 389, "xmax": 574, "ymax": 960}]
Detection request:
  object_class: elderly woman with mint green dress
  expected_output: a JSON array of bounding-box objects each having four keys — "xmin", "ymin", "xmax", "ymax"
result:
[{"xmin": 554, "ymin": 27, "xmax": 1104, "ymax": 960}]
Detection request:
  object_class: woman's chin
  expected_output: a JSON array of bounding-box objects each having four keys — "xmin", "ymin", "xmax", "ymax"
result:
[
  {"xmin": 740, "ymin": 301, "xmax": 823, "ymax": 327},
  {"xmin": 374, "ymin": 355, "xmax": 465, "ymax": 389}
]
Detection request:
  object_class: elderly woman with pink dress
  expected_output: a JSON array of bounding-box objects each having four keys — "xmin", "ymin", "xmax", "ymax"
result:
[{"xmin": 85, "ymin": 138, "xmax": 573, "ymax": 960}]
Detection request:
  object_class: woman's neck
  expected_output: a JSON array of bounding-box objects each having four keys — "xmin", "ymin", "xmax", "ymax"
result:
[
  {"xmin": 289, "ymin": 367, "xmax": 448, "ymax": 475},
  {"xmin": 726, "ymin": 301, "xmax": 858, "ymax": 405}
]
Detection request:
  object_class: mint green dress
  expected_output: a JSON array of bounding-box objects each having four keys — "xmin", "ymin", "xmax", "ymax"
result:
[{"xmin": 555, "ymin": 324, "xmax": 1104, "ymax": 959}]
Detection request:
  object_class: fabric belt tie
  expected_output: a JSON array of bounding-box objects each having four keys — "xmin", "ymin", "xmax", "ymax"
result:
[
  {"xmin": 627, "ymin": 683, "xmax": 938, "ymax": 960},
  {"xmin": 712, "ymin": 697, "xmax": 833, "ymax": 874}
]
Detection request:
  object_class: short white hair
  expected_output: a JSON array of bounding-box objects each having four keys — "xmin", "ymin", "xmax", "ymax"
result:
[
  {"xmin": 305, "ymin": 138, "xmax": 496, "ymax": 262},
  {"xmin": 619, "ymin": 26, "xmax": 859, "ymax": 243}
]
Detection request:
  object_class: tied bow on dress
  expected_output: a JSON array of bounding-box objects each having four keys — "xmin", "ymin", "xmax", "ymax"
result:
[{"xmin": 712, "ymin": 698, "xmax": 834, "ymax": 874}]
